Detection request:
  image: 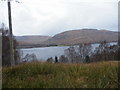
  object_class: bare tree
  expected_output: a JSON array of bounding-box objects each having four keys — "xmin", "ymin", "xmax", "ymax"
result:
[
  {"xmin": 59, "ymin": 55, "xmax": 68, "ymax": 63},
  {"xmin": 64, "ymin": 44, "xmax": 92, "ymax": 63},
  {"xmin": 94, "ymin": 41, "xmax": 109, "ymax": 61},
  {"xmin": 47, "ymin": 57, "xmax": 54, "ymax": 63},
  {"xmin": 91, "ymin": 41, "xmax": 119, "ymax": 62},
  {"xmin": 64, "ymin": 46, "xmax": 79, "ymax": 63},
  {"xmin": 78, "ymin": 43, "xmax": 92, "ymax": 63},
  {"xmin": 22, "ymin": 53, "xmax": 37, "ymax": 63}
]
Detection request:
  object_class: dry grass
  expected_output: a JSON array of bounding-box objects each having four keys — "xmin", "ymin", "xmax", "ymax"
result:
[{"xmin": 2, "ymin": 61, "xmax": 119, "ymax": 88}]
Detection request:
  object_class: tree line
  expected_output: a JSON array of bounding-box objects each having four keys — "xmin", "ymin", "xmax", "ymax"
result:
[{"xmin": 47, "ymin": 41, "xmax": 120, "ymax": 63}]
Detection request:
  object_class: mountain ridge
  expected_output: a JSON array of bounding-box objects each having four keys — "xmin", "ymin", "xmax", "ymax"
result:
[
  {"xmin": 15, "ymin": 29, "xmax": 118, "ymax": 46},
  {"xmin": 15, "ymin": 35, "xmax": 51, "ymax": 45},
  {"xmin": 42, "ymin": 29, "xmax": 118, "ymax": 45}
]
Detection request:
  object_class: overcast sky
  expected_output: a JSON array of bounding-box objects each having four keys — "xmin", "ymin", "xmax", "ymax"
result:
[{"xmin": 0, "ymin": 0, "xmax": 119, "ymax": 36}]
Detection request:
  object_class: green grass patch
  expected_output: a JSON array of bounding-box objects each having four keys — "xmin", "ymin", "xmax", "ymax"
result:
[{"xmin": 2, "ymin": 61, "xmax": 119, "ymax": 88}]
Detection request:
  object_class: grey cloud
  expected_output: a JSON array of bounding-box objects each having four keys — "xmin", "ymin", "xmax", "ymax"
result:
[{"xmin": 0, "ymin": 0, "xmax": 118, "ymax": 36}]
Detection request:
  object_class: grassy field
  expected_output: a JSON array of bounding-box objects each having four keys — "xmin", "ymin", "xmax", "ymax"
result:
[{"xmin": 2, "ymin": 61, "xmax": 119, "ymax": 88}]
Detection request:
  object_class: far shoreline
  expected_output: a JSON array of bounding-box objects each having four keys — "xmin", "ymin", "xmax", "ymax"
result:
[{"xmin": 17, "ymin": 41, "xmax": 118, "ymax": 49}]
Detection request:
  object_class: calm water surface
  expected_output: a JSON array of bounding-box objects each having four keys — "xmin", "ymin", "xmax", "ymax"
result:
[{"xmin": 20, "ymin": 42, "xmax": 117, "ymax": 61}]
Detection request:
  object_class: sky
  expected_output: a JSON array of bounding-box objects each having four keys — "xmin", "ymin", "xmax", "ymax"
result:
[{"xmin": 0, "ymin": 0, "xmax": 119, "ymax": 36}]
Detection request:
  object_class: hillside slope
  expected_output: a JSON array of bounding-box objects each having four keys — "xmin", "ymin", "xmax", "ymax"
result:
[
  {"xmin": 15, "ymin": 36, "xmax": 51, "ymax": 45},
  {"xmin": 43, "ymin": 29, "xmax": 118, "ymax": 45}
]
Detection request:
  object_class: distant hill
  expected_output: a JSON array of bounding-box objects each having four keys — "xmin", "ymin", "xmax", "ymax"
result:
[
  {"xmin": 15, "ymin": 29, "xmax": 118, "ymax": 47},
  {"xmin": 15, "ymin": 35, "xmax": 51, "ymax": 45},
  {"xmin": 42, "ymin": 29, "xmax": 118, "ymax": 45}
]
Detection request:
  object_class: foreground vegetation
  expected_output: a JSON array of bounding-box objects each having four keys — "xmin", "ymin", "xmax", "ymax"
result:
[{"xmin": 2, "ymin": 61, "xmax": 119, "ymax": 88}]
